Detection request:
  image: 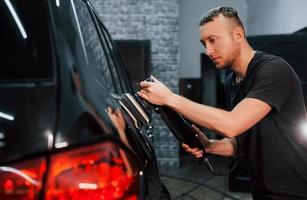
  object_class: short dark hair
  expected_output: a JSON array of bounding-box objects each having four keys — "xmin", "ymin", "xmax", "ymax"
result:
[{"xmin": 199, "ymin": 6, "xmax": 244, "ymax": 30}]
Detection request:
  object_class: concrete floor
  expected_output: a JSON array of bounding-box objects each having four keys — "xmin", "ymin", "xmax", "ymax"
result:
[{"xmin": 160, "ymin": 154, "xmax": 253, "ymax": 200}]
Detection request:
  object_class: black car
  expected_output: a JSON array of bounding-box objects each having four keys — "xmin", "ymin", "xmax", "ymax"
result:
[{"xmin": 0, "ymin": 0, "xmax": 170, "ymax": 199}]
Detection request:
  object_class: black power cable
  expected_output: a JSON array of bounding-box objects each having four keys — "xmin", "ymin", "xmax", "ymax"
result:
[{"xmin": 200, "ymin": 156, "xmax": 238, "ymax": 176}]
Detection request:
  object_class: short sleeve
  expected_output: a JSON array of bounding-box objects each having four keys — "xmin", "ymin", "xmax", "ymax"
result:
[{"xmin": 246, "ymin": 60, "xmax": 293, "ymax": 113}]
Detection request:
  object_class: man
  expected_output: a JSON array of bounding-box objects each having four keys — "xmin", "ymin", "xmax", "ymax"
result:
[{"xmin": 138, "ymin": 6, "xmax": 307, "ymax": 199}]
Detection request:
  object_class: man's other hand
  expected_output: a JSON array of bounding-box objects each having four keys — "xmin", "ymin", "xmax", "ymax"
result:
[
  {"xmin": 182, "ymin": 125, "xmax": 211, "ymax": 159},
  {"xmin": 182, "ymin": 143, "xmax": 204, "ymax": 158}
]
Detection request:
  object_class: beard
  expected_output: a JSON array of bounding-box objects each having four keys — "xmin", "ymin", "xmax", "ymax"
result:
[
  {"xmin": 214, "ymin": 59, "xmax": 233, "ymax": 70},
  {"xmin": 215, "ymin": 44, "xmax": 240, "ymax": 70}
]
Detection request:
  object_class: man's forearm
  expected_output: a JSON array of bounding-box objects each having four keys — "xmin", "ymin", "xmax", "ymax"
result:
[
  {"xmin": 166, "ymin": 94, "xmax": 236, "ymax": 138},
  {"xmin": 206, "ymin": 138, "xmax": 237, "ymax": 157},
  {"xmin": 139, "ymin": 77, "xmax": 271, "ymax": 138}
]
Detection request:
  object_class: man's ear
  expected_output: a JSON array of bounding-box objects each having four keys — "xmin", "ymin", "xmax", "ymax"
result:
[{"xmin": 234, "ymin": 27, "xmax": 244, "ymax": 43}]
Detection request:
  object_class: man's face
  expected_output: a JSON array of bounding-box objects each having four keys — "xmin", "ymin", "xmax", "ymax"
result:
[{"xmin": 200, "ymin": 15, "xmax": 240, "ymax": 70}]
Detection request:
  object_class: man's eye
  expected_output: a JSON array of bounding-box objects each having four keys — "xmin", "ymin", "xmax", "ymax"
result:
[{"xmin": 209, "ymin": 38, "xmax": 216, "ymax": 43}]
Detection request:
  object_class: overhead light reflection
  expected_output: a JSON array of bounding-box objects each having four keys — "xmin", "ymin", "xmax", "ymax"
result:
[
  {"xmin": 4, "ymin": 0, "xmax": 28, "ymax": 39},
  {"xmin": 78, "ymin": 183, "xmax": 98, "ymax": 190},
  {"xmin": 0, "ymin": 166, "xmax": 40, "ymax": 186},
  {"xmin": 55, "ymin": 142, "xmax": 68, "ymax": 149},
  {"xmin": 70, "ymin": 0, "xmax": 88, "ymax": 64},
  {"xmin": 56, "ymin": 0, "xmax": 60, "ymax": 7},
  {"xmin": 46, "ymin": 130, "xmax": 53, "ymax": 149},
  {"xmin": 0, "ymin": 111, "xmax": 14, "ymax": 121},
  {"xmin": 300, "ymin": 122, "xmax": 307, "ymax": 139}
]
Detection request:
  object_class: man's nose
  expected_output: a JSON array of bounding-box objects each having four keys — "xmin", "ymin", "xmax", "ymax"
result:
[{"xmin": 205, "ymin": 45, "xmax": 214, "ymax": 57}]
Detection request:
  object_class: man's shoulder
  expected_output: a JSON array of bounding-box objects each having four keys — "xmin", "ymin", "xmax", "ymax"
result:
[{"xmin": 254, "ymin": 51, "xmax": 291, "ymax": 74}]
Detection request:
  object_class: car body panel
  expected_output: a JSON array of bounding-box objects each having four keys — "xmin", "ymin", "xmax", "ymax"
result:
[{"xmin": 0, "ymin": 0, "xmax": 169, "ymax": 199}]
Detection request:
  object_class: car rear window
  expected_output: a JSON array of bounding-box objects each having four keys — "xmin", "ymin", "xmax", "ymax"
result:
[{"xmin": 0, "ymin": 0, "xmax": 53, "ymax": 82}]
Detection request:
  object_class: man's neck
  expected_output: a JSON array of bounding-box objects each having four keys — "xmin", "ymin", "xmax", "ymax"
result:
[{"xmin": 232, "ymin": 46, "xmax": 256, "ymax": 80}]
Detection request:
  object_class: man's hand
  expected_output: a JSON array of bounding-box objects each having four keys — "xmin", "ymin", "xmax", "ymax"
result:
[
  {"xmin": 182, "ymin": 143, "xmax": 204, "ymax": 158},
  {"xmin": 182, "ymin": 125, "xmax": 211, "ymax": 158},
  {"xmin": 138, "ymin": 76, "xmax": 174, "ymax": 106}
]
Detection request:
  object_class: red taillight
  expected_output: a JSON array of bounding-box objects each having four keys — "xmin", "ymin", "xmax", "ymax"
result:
[
  {"xmin": 45, "ymin": 142, "xmax": 140, "ymax": 200},
  {"xmin": 0, "ymin": 157, "xmax": 46, "ymax": 200}
]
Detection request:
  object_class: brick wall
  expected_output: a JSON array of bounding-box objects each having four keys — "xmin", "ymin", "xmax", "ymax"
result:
[{"xmin": 92, "ymin": 0, "xmax": 180, "ymax": 168}]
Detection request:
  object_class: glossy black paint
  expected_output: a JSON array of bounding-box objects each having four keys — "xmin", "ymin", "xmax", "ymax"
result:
[
  {"xmin": 0, "ymin": 0, "xmax": 56, "ymax": 162},
  {"xmin": 0, "ymin": 85, "xmax": 56, "ymax": 162},
  {"xmin": 0, "ymin": 0, "xmax": 169, "ymax": 199}
]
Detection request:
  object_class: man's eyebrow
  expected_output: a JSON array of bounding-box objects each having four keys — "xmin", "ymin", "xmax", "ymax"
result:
[{"xmin": 206, "ymin": 35, "xmax": 219, "ymax": 39}]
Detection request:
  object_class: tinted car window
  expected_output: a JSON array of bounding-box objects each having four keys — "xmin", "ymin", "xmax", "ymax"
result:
[
  {"xmin": 97, "ymin": 19, "xmax": 133, "ymax": 93},
  {"xmin": 94, "ymin": 19, "xmax": 129, "ymax": 93},
  {"xmin": 0, "ymin": 0, "xmax": 53, "ymax": 81},
  {"xmin": 73, "ymin": 0, "xmax": 121, "ymax": 94}
]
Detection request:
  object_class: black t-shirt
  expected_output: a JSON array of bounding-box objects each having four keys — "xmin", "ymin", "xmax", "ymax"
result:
[{"xmin": 224, "ymin": 51, "xmax": 307, "ymax": 199}]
